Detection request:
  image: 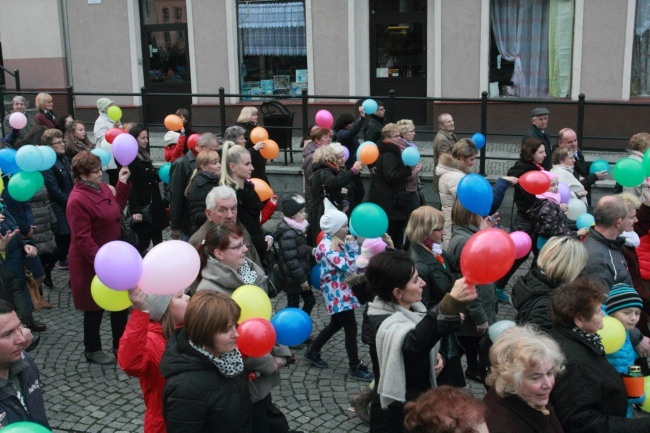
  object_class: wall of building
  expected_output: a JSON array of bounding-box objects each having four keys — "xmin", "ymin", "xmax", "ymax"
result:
[{"xmin": 310, "ymin": 0, "xmax": 349, "ymax": 97}]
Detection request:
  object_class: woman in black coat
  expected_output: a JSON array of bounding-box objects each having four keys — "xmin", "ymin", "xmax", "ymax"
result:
[
  {"xmin": 128, "ymin": 125, "xmax": 169, "ymax": 255},
  {"xmin": 185, "ymin": 150, "xmax": 221, "ymax": 236},
  {"xmin": 237, "ymin": 106, "xmax": 269, "ymax": 185}
]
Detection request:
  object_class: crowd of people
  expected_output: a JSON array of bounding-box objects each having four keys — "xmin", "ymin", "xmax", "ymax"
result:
[{"xmin": 1, "ymin": 94, "xmax": 650, "ymax": 433}]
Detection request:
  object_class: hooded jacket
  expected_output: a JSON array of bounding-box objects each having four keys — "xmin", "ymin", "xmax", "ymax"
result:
[
  {"xmin": 581, "ymin": 228, "xmax": 632, "ymax": 289},
  {"xmin": 511, "ymin": 268, "xmax": 558, "ymax": 331}
]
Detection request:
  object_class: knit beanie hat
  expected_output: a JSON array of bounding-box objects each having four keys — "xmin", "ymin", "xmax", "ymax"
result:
[
  {"xmin": 356, "ymin": 237, "xmax": 388, "ymax": 268},
  {"xmin": 164, "ymin": 131, "xmax": 181, "ymax": 146},
  {"xmin": 147, "ymin": 294, "xmax": 173, "ymax": 323},
  {"xmin": 282, "ymin": 194, "xmax": 306, "ymax": 217},
  {"xmin": 605, "ymin": 284, "xmax": 643, "ymax": 315},
  {"xmin": 96, "ymin": 98, "xmax": 114, "ymax": 112},
  {"xmin": 320, "ymin": 209, "xmax": 348, "ymax": 236}
]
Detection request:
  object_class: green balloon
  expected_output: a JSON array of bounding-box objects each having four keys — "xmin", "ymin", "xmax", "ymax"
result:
[
  {"xmin": 643, "ymin": 149, "xmax": 650, "ymax": 176},
  {"xmin": 7, "ymin": 171, "xmax": 40, "ymax": 201},
  {"xmin": 1, "ymin": 421, "xmax": 52, "ymax": 432},
  {"xmin": 613, "ymin": 158, "xmax": 645, "ymax": 188}
]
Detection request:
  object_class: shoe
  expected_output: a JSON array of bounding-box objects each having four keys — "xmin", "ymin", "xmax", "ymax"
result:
[
  {"xmin": 25, "ymin": 334, "xmax": 40, "ymax": 352},
  {"xmin": 304, "ymin": 348, "xmax": 328, "ymax": 368},
  {"xmin": 57, "ymin": 260, "xmax": 69, "ymax": 270},
  {"xmin": 348, "ymin": 387, "xmax": 372, "ymax": 422},
  {"xmin": 84, "ymin": 350, "xmax": 116, "ymax": 365},
  {"xmin": 43, "ymin": 276, "xmax": 53, "ymax": 288},
  {"xmin": 25, "ymin": 319, "xmax": 46, "ymax": 333},
  {"xmin": 465, "ymin": 368, "xmax": 483, "ymax": 383},
  {"xmin": 348, "ymin": 362, "xmax": 374, "ymax": 382},
  {"xmin": 495, "ymin": 288, "xmax": 511, "ymax": 304}
]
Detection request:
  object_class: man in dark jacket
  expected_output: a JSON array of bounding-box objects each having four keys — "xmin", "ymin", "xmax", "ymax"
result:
[
  {"xmin": 522, "ymin": 107, "xmax": 552, "ymax": 170},
  {"xmin": 362, "ymin": 101, "xmax": 386, "ymax": 144}
]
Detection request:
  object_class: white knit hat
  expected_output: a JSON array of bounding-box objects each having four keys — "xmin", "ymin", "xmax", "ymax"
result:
[
  {"xmin": 164, "ymin": 131, "xmax": 181, "ymax": 146},
  {"xmin": 320, "ymin": 209, "xmax": 348, "ymax": 236}
]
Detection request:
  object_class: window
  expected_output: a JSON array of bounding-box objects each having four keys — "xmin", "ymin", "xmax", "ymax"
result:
[
  {"xmin": 162, "ymin": 7, "xmax": 169, "ymax": 22},
  {"xmin": 164, "ymin": 31, "xmax": 171, "ymax": 45},
  {"xmin": 175, "ymin": 7, "xmax": 183, "ymax": 21},
  {"xmin": 632, "ymin": 0, "xmax": 650, "ymax": 97},
  {"xmin": 237, "ymin": 1, "xmax": 307, "ymax": 98},
  {"xmin": 489, "ymin": 0, "xmax": 574, "ymax": 98}
]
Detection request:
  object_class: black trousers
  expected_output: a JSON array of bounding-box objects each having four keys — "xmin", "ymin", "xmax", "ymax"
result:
[
  {"xmin": 83, "ymin": 309, "xmax": 129, "ymax": 352},
  {"xmin": 310, "ymin": 308, "xmax": 360, "ymax": 367}
]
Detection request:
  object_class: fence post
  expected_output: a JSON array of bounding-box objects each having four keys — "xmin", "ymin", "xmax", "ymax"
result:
[
  {"xmin": 479, "ymin": 91, "xmax": 488, "ymax": 176},
  {"xmin": 577, "ymin": 93, "xmax": 585, "ymax": 146},
  {"xmin": 140, "ymin": 87, "xmax": 149, "ymax": 130},
  {"xmin": 219, "ymin": 87, "xmax": 226, "ymax": 137},
  {"xmin": 14, "ymin": 70, "xmax": 20, "ymax": 93},
  {"xmin": 388, "ymin": 89, "xmax": 395, "ymax": 123},
  {"xmin": 0, "ymin": 85, "xmax": 4, "ymax": 137},
  {"xmin": 302, "ymin": 89, "xmax": 308, "ymax": 137},
  {"xmin": 67, "ymin": 85, "xmax": 75, "ymax": 119}
]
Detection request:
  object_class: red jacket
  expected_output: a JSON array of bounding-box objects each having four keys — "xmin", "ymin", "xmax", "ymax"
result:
[
  {"xmin": 118, "ymin": 309, "xmax": 167, "ymax": 433},
  {"xmin": 635, "ymin": 203, "xmax": 650, "ymax": 298},
  {"xmin": 261, "ymin": 200, "xmax": 277, "ymax": 226},
  {"xmin": 163, "ymin": 134, "xmax": 187, "ymax": 163},
  {"xmin": 67, "ymin": 180, "xmax": 130, "ymax": 310}
]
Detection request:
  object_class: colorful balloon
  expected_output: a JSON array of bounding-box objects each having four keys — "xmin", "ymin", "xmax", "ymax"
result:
[
  {"xmin": 104, "ymin": 127, "xmax": 124, "ymax": 144},
  {"xmin": 356, "ymin": 141, "xmax": 375, "ymax": 160},
  {"xmin": 250, "ymin": 127, "xmax": 269, "ymax": 145},
  {"xmin": 509, "ymin": 231, "xmax": 532, "ymax": 259},
  {"xmin": 107, "ymin": 105, "xmax": 122, "ymax": 122},
  {"xmin": 231, "ymin": 284, "xmax": 272, "ymax": 323},
  {"xmin": 7, "ymin": 171, "xmax": 43, "ymax": 202},
  {"xmin": 471, "ymin": 132, "xmax": 486, "ymax": 150},
  {"xmin": 91, "ymin": 148, "xmax": 111, "ymax": 167},
  {"xmin": 401, "ymin": 147, "xmax": 420, "ymax": 166},
  {"xmin": 342, "ymin": 146, "xmax": 350, "ymax": 162},
  {"xmin": 457, "ymin": 174, "xmax": 493, "ymax": 217},
  {"xmin": 316, "ymin": 230, "xmax": 325, "ymax": 245},
  {"xmin": 460, "ymin": 228, "xmax": 515, "ymax": 285},
  {"xmin": 1, "ymin": 421, "xmax": 52, "ymax": 433},
  {"xmin": 566, "ymin": 198, "xmax": 587, "ymax": 221},
  {"xmin": 271, "ymin": 308, "xmax": 313, "ymax": 347},
  {"xmin": 613, "ymin": 158, "xmax": 645, "ymax": 188},
  {"xmin": 0, "ymin": 148, "xmax": 19, "ymax": 175},
  {"xmin": 310, "ymin": 264, "xmax": 321, "ymax": 289},
  {"xmin": 315, "ymin": 110, "xmax": 334, "ymax": 129},
  {"xmin": 164, "ymin": 114, "xmax": 183, "ymax": 131},
  {"xmin": 237, "ymin": 318, "xmax": 276, "ymax": 357},
  {"xmin": 350, "ymin": 203, "xmax": 389, "ymax": 239},
  {"xmin": 94, "ymin": 241, "xmax": 143, "ymax": 291},
  {"xmin": 259, "ymin": 139, "xmax": 280, "ymax": 160},
  {"xmin": 249, "ymin": 178, "xmax": 273, "ymax": 202},
  {"xmin": 138, "ymin": 240, "xmax": 201, "ymax": 295},
  {"xmin": 158, "ymin": 162, "xmax": 172, "ymax": 184},
  {"xmin": 187, "ymin": 133, "xmax": 200, "ymax": 150},
  {"xmin": 557, "ymin": 182, "xmax": 571, "ymax": 204},
  {"xmin": 91, "ymin": 276, "xmax": 132, "ymax": 311},
  {"xmin": 361, "ymin": 99, "xmax": 378, "ymax": 115},
  {"xmin": 112, "ymin": 133, "xmax": 139, "ymax": 166},
  {"xmin": 15, "ymin": 145, "xmax": 43, "ymax": 172},
  {"xmin": 37, "ymin": 145, "xmax": 57, "ymax": 171},
  {"xmin": 597, "ymin": 316, "xmax": 626, "ymax": 354},
  {"xmin": 589, "ymin": 159, "xmax": 610, "ymax": 175},
  {"xmin": 359, "ymin": 144, "xmax": 379, "ymax": 165},
  {"xmin": 575, "ymin": 213, "xmax": 595, "ymax": 230},
  {"xmin": 8, "ymin": 112, "xmax": 27, "ymax": 130},
  {"xmin": 488, "ymin": 320, "xmax": 516, "ymax": 342},
  {"xmin": 639, "ymin": 376, "xmax": 650, "ymax": 412},
  {"xmin": 519, "ymin": 171, "xmax": 551, "ymax": 195}
]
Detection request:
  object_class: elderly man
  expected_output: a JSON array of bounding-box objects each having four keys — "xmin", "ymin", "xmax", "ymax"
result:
[
  {"xmin": 582, "ymin": 196, "xmax": 634, "ymax": 288},
  {"xmin": 2, "ymin": 96, "xmax": 35, "ymax": 141},
  {"xmin": 432, "ymin": 113, "xmax": 458, "ymax": 194},
  {"xmin": 523, "ymin": 108, "xmax": 552, "ymax": 170},
  {"xmin": 169, "ymin": 133, "xmax": 220, "ymax": 240},
  {"xmin": 556, "ymin": 127, "xmax": 607, "ymax": 205}
]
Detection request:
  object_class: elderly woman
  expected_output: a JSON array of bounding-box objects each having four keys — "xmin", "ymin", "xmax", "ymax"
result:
[
  {"xmin": 224, "ymin": 125, "xmax": 247, "ymax": 147},
  {"xmin": 366, "ymin": 251, "xmax": 475, "ymax": 433},
  {"xmin": 34, "ymin": 92, "xmax": 56, "ymax": 128},
  {"xmin": 512, "ymin": 236, "xmax": 588, "ymax": 330},
  {"xmin": 483, "ymin": 325, "xmax": 565, "ymax": 433},
  {"xmin": 549, "ymin": 278, "xmax": 650, "ymax": 432},
  {"xmin": 396, "ymin": 119, "xmax": 423, "ymax": 213},
  {"xmin": 3, "ymin": 95, "xmax": 35, "ymax": 140},
  {"xmin": 67, "ymin": 151, "xmax": 131, "ymax": 365},
  {"xmin": 550, "ymin": 147, "xmax": 588, "ymax": 206},
  {"xmin": 161, "ymin": 290, "xmax": 252, "ymax": 433}
]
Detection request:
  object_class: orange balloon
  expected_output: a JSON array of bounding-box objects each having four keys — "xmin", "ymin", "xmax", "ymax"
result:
[
  {"xmin": 249, "ymin": 178, "xmax": 273, "ymax": 202},
  {"xmin": 250, "ymin": 127, "xmax": 269, "ymax": 144},
  {"xmin": 359, "ymin": 144, "xmax": 379, "ymax": 165},
  {"xmin": 164, "ymin": 114, "xmax": 183, "ymax": 131},
  {"xmin": 260, "ymin": 139, "xmax": 280, "ymax": 160}
]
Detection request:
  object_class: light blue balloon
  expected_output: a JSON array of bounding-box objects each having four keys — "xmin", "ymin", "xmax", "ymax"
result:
[
  {"xmin": 310, "ymin": 264, "xmax": 321, "ymax": 289},
  {"xmin": 158, "ymin": 162, "xmax": 172, "ymax": 184},
  {"xmin": 402, "ymin": 147, "xmax": 420, "ymax": 166},
  {"xmin": 15, "ymin": 145, "xmax": 43, "ymax": 172},
  {"xmin": 91, "ymin": 149, "xmax": 111, "ymax": 167},
  {"xmin": 362, "ymin": 99, "xmax": 378, "ymax": 115},
  {"xmin": 350, "ymin": 202, "xmax": 389, "ymax": 238},
  {"xmin": 589, "ymin": 159, "xmax": 610, "ymax": 174},
  {"xmin": 471, "ymin": 132, "xmax": 486, "ymax": 150},
  {"xmin": 38, "ymin": 145, "xmax": 57, "ymax": 171},
  {"xmin": 576, "ymin": 212, "xmax": 595, "ymax": 230},
  {"xmin": 457, "ymin": 174, "xmax": 493, "ymax": 217},
  {"xmin": 356, "ymin": 141, "xmax": 375, "ymax": 160}
]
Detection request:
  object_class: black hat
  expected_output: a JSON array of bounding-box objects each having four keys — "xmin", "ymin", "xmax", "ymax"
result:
[
  {"xmin": 530, "ymin": 107, "xmax": 550, "ymax": 117},
  {"xmin": 282, "ymin": 194, "xmax": 306, "ymax": 217}
]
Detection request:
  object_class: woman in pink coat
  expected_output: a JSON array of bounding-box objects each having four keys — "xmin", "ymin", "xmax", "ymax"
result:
[{"xmin": 67, "ymin": 151, "xmax": 131, "ymax": 365}]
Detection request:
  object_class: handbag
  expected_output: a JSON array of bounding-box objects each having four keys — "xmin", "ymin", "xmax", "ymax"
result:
[
  {"xmin": 121, "ymin": 210, "xmax": 139, "ymax": 246},
  {"xmin": 392, "ymin": 190, "xmax": 411, "ymax": 209},
  {"xmin": 25, "ymin": 269, "xmax": 51, "ymax": 310},
  {"xmin": 139, "ymin": 204, "xmax": 153, "ymax": 224}
]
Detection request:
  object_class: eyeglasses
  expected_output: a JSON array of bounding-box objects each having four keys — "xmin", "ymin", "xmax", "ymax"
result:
[
  {"xmin": 226, "ymin": 242, "xmax": 246, "ymax": 251},
  {"xmin": 90, "ymin": 168, "xmax": 102, "ymax": 174},
  {"xmin": 51, "ymin": 140, "xmax": 65, "ymax": 145}
]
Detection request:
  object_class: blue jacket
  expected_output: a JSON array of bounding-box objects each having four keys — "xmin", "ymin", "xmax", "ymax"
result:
[
  {"xmin": 0, "ymin": 353, "xmax": 49, "ymax": 429},
  {"xmin": 606, "ymin": 330, "xmax": 637, "ymax": 374}
]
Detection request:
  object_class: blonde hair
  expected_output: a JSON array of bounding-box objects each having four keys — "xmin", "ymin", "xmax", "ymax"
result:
[
  {"xmin": 405, "ymin": 206, "xmax": 444, "ymax": 245},
  {"xmin": 313, "ymin": 145, "xmax": 339, "ymax": 165},
  {"xmin": 629, "ymin": 132, "xmax": 650, "ymax": 153},
  {"xmin": 219, "ymin": 140, "xmax": 250, "ymax": 188},
  {"xmin": 185, "ymin": 150, "xmax": 220, "ymax": 196},
  {"xmin": 617, "ymin": 192, "xmax": 642, "ymax": 211},
  {"xmin": 396, "ymin": 119, "xmax": 415, "ymax": 136},
  {"xmin": 381, "ymin": 123, "xmax": 400, "ymax": 141},
  {"xmin": 237, "ymin": 106, "xmax": 258, "ymax": 124},
  {"xmin": 536, "ymin": 236, "xmax": 588, "ymax": 284},
  {"xmin": 452, "ymin": 138, "xmax": 478, "ymax": 160},
  {"xmin": 486, "ymin": 325, "xmax": 565, "ymax": 399},
  {"xmin": 35, "ymin": 93, "xmax": 52, "ymax": 111}
]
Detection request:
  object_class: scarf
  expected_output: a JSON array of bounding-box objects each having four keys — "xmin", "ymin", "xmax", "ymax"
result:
[
  {"xmin": 621, "ymin": 230, "xmax": 641, "ymax": 248},
  {"xmin": 78, "ymin": 180, "xmax": 101, "ymax": 191},
  {"xmin": 200, "ymin": 170, "xmax": 220, "ymax": 182},
  {"xmin": 237, "ymin": 260, "xmax": 258, "ymax": 285},
  {"xmin": 423, "ymin": 240, "xmax": 446, "ymax": 268},
  {"xmin": 137, "ymin": 147, "xmax": 152, "ymax": 163},
  {"xmin": 283, "ymin": 216, "xmax": 309, "ymax": 232},
  {"xmin": 571, "ymin": 326, "xmax": 604, "ymax": 353},
  {"xmin": 189, "ymin": 339, "xmax": 244, "ymax": 378},
  {"xmin": 535, "ymin": 190, "xmax": 561, "ymax": 204}
]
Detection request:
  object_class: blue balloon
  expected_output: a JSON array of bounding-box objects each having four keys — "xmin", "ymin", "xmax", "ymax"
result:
[
  {"xmin": 350, "ymin": 202, "xmax": 389, "ymax": 238},
  {"xmin": 349, "ymin": 219, "xmax": 359, "ymax": 236},
  {"xmin": 401, "ymin": 147, "xmax": 420, "ymax": 166},
  {"xmin": 576, "ymin": 212, "xmax": 595, "ymax": 230},
  {"xmin": 15, "ymin": 145, "xmax": 43, "ymax": 172},
  {"xmin": 271, "ymin": 308, "xmax": 313, "ymax": 346},
  {"xmin": 356, "ymin": 141, "xmax": 375, "ymax": 160},
  {"xmin": 158, "ymin": 162, "xmax": 172, "ymax": 184},
  {"xmin": 38, "ymin": 145, "xmax": 57, "ymax": 171},
  {"xmin": 471, "ymin": 133, "xmax": 486, "ymax": 150},
  {"xmin": 0, "ymin": 149, "xmax": 19, "ymax": 175},
  {"xmin": 457, "ymin": 174, "xmax": 493, "ymax": 217},
  {"xmin": 91, "ymin": 148, "xmax": 111, "ymax": 167},
  {"xmin": 589, "ymin": 159, "xmax": 610, "ymax": 174},
  {"xmin": 362, "ymin": 99, "xmax": 378, "ymax": 115},
  {"xmin": 310, "ymin": 264, "xmax": 321, "ymax": 289}
]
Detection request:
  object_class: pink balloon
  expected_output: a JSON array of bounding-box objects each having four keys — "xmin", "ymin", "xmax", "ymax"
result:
[
  {"xmin": 138, "ymin": 240, "xmax": 201, "ymax": 295},
  {"xmin": 8, "ymin": 112, "xmax": 27, "ymax": 130},
  {"xmin": 112, "ymin": 133, "xmax": 139, "ymax": 166},
  {"xmin": 509, "ymin": 231, "xmax": 532, "ymax": 259},
  {"xmin": 342, "ymin": 146, "xmax": 350, "ymax": 162},
  {"xmin": 315, "ymin": 110, "xmax": 334, "ymax": 129},
  {"xmin": 94, "ymin": 241, "xmax": 143, "ymax": 291},
  {"xmin": 558, "ymin": 182, "xmax": 571, "ymax": 204}
]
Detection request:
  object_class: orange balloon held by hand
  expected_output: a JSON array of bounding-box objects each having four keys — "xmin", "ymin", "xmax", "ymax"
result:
[
  {"xmin": 249, "ymin": 178, "xmax": 273, "ymax": 201},
  {"xmin": 250, "ymin": 127, "xmax": 269, "ymax": 144},
  {"xmin": 359, "ymin": 144, "xmax": 379, "ymax": 165},
  {"xmin": 259, "ymin": 139, "xmax": 279, "ymax": 160},
  {"xmin": 164, "ymin": 114, "xmax": 183, "ymax": 131}
]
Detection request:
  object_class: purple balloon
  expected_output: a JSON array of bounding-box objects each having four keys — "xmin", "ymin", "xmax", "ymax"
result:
[
  {"xmin": 94, "ymin": 241, "xmax": 143, "ymax": 291},
  {"xmin": 112, "ymin": 133, "xmax": 139, "ymax": 166},
  {"xmin": 558, "ymin": 182, "xmax": 571, "ymax": 204},
  {"xmin": 342, "ymin": 146, "xmax": 350, "ymax": 162}
]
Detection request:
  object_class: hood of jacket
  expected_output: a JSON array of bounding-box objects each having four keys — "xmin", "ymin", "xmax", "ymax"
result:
[
  {"xmin": 376, "ymin": 140, "xmax": 402, "ymax": 157},
  {"xmin": 198, "ymin": 257, "xmax": 268, "ymax": 296},
  {"xmin": 511, "ymin": 268, "xmax": 556, "ymax": 311},
  {"xmin": 588, "ymin": 227, "xmax": 627, "ymax": 251},
  {"xmin": 436, "ymin": 152, "xmax": 471, "ymax": 177}
]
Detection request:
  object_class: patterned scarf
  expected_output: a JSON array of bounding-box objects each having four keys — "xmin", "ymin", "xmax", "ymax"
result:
[
  {"xmin": 78, "ymin": 180, "xmax": 101, "ymax": 191},
  {"xmin": 237, "ymin": 260, "xmax": 258, "ymax": 285},
  {"xmin": 571, "ymin": 326, "xmax": 604, "ymax": 353},
  {"xmin": 189, "ymin": 339, "xmax": 244, "ymax": 378}
]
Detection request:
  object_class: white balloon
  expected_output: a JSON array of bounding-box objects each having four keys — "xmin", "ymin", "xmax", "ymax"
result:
[
  {"xmin": 566, "ymin": 198, "xmax": 587, "ymax": 221},
  {"xmin": 489, "ymin": 320, "xmax": 516, "ymax": 342}
]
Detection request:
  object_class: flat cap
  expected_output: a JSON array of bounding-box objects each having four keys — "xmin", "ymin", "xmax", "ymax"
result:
[{"xmin": 530, "ymin": 107, "xmax": 550, "ymax": 117}]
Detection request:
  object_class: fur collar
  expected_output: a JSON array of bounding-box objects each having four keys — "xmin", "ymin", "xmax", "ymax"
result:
[
  {"xmin": 439, "ymin": 152, "xmax": 472, "ymax": 173},
  {"xmin": 377, "ymin": 140, "xmax": 402, "ymax": 157}
]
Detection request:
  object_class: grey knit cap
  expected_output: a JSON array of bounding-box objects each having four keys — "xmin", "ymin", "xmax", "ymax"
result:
[{"xmin": 147, "ymin": 294, "xmax": 172, "ymax": 322}]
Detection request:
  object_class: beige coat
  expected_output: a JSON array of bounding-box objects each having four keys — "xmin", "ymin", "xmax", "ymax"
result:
[{"xmin": 435, "ymin": 153, "xmax": 471, "ymax": 248}]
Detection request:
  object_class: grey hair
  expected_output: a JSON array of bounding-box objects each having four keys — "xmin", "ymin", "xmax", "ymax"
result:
[
  {"xmin": 198, "ymin": 132, "xmax": 219, "ymax": 149},
  {"xmin": 224, "ymin": 125, "xmax": 246, "ymax": 142},
  {"xmin": 13, "ymin": 96, "xmax": 27, "ymax": 105},
  {"xmin": 205, "ymin": 185, "xmax": 237, "ymax": 211}
]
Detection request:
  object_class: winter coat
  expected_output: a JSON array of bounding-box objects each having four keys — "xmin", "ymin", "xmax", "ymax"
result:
[
  {"xmin": 315, "ymin": 235, "xmax": 360, "ymax": 315},
  {"xmin": 128, "ymin": 156, "xmax": 169, "ymax": 234},
  {"xmin": 27, "ymin": 187, "xmax": 58, "ymax": 256},
  {"xmin": 606, "ymin": 330, "xmax": 638, "ymax": 375},
  {"xmin": 0, "ymin": 261, "xmax": 31, "ymax": 322},
  {"xmin": 407, "ymin": 243, "xmax": 454, "ymax": 309},
  {"xmin": 581, "ymin": 228, "xmax": 632, "ymax": 289},
  {"xmin": 67, "ymin": 180, "xmax": 131, "ymax": 311},
  {"xmin": 0, "ymin": 209, "xmax": 31, "ymax": 289},
  {"xmin": 160, "ymin": 328, "xmax": 252, "ymax": 433},
  {"xmin": 185, "ymin": 171, "xmax": 220, "ymax": 235},
  {"xmin": 366, "ymin": 140, "xmax": 412, "ymax": 221},
  {"xmin": 550, "ymin": 164, "xmax": 587, "ymax": 205},
  {"xmin": 447, "ymin": 225, "xmax": 497, "ymax": 336},
  {"xmin": 34, "ymin": 110, "xmax": 56, "ymax": 129},
  {"xmin": 334, "ymin": 117, "xmax": 364, "ymax": 170},
  {"xmin": 273, "ymin": 219, "xmax": 312, "ymax": 294},
  {"xmin": 189, "ymin": 222, "xmax": 262, "ymax": 271},
  {"xmin": 572, "ymin": 149, "xmax": 599, "ymax": 204},
  {"xmin": 0, "ymin": 353, "xmax": 49, "ymax": 429},
  {"xmin": 511, "ymin": 268, "xmax": 558, "ymax": 331},
  {"xmin": 362, "ymin": 114, "xmax": 384, "ymax": 144},
  {"xmin": 436, "ymin": 153, "xmax": 471, "ymax": 247},
  {"xmin": 196, "ymin": 257, "xmax": 268, "ymax": 295},
  {"xmin": 527, "ymin": 199, "xmax": 574, "ymax": 240},
  {"xmin": 239, "ymin": 121, "xmax": 269, "ymax": 185},
  {"xmin": 118, "ymin": 309, "xmax": 167, "ymax": 433},
  {"xmin": 3, "ymin": 112, "xmax": 35, "ymax": 142},
  {"xmin": 522, "ymin": 125, "xmax": 552, "ymax": 170},
  {"xmin": 634, "ymin": 203, "xmax": 650, "ymax": 296},
  {"xmin": 310, "ymin": 162, "xmax": 355, "ymax": 233},
  {"xmin": 432, "ymin": 130, "xmax": 458, "ymax": 193},
  {"xmin": 549, "ymin": 326, "xmax": 650, "ymax": 433},
  {"xmin": 43, "ymin": 154, "xmax": 73, "ymax": 235},
  {"xmin": 169, "ymin": 151, "xmax": 196, "ymax": 234},
  {"xmin": 508, "ymin": 160, "xmax": 542, "ymax": 218},
  {"xmin": 234, "ymin": 180, "xmax": 267, "ymax": 259},
  {"xmin": 484, "ymin": 388, "xmax": 564, "ymax": 433},
  {"xmin": 93, "ymin": 112, "xmax": 117, "ymax": 169}
]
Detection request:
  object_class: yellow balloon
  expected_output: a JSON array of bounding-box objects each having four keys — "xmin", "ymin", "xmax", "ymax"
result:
[
  {"xmin": 90, "ymin": 275, "xmax": 132, "ymax": 311},
  {"xmin": 107, "ymin": 105, "xmax": 122, "ymax": 122},
  {"xmin": 597, "ymin": 315, "xmax": 626, "ymax": 354},
  {"xmin": 231, "ymin": 284, "xmax": 271, "ymax": 323},
  {"xmin": 0, "ymin": 174, "xmax": 4, "ymax": 196},
  {"xmin": 640, "ymin": 376, "xmax": 650, "ymax": 412}
]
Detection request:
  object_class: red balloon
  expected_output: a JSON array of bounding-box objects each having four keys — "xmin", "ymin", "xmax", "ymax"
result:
[
  {"xmin": 187, "ymin": 133, "xmax": 200, "ymax": 150},
  {"xmin": 519, "ymin": 171, "xmax": 551, "ymax": 195},
  {"xmin": 460, "ymin": 228, "xmax": 515, "ymax": 285},
  {"xmin": 105, "ymin": 128, "xmax": 124, "ymax": 144},
  {"xmin": 236, "ymin": 318, "xmax": 276, "ymax": 357},
  {"xmin": 316, "ymin": 231, "xmax": 325, "ymax": 245}
]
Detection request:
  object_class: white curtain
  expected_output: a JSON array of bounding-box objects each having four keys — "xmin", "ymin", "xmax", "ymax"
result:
[
  {"xmin": 548, "ymin": 0, "xmax": 574, "ymax": 97},
  {"xmin": 238, "ymin": 2, "xmax": 306, "ymax": 56},
  {"xmin": 633, "ymin": 0, "xmax": 650, "ymax": 96}
]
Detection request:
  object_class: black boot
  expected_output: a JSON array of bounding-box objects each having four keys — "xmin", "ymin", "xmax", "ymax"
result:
[{"xmin": 23, "ymin": 316, "xmax": 47, "ymax": 332}]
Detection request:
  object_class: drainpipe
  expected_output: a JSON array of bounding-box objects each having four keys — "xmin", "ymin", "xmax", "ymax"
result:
[{"xmin": 60, "ymin": 0, "xmax": 74, "ymax": 89}]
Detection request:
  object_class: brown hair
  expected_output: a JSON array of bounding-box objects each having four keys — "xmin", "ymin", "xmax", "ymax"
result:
[
  {"xmin": 520, "ymin": 138, "xmax": 545, "ymax": 164},
  {"xmin": 71, "ymin": 151, "xmax": 101, "ymax": 181},
  {"xmin": 184, "ymin": 291, "xmax": 241, "ymax": 348},
  {"xmin": 551, "ymin": 277, "xmax": 607, "ymax": 329},
  {"xmin": 451, "ymin": 139, "xmax": 478, "ymax": 160},
  {"xmin": 64, "ymin": 120, "xmax": 94, "ymax": 151},
  {"xmin": 629, "ymin": 132, "xmax": 650, "ymax": 153},
  {"xmin": 451, "ymin": 199, "xmax": 482, "ymax": 228},
  {"xmin": 197, "ymin": 223, "xmax": 245, "ymax": 270},
  {"xmin": 309, "ymin": 127, "xmax": 331, "ymax": 143},
  {"xmin": 41, "ymin": 128, "xmax": 63, "ymax": 147}
]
